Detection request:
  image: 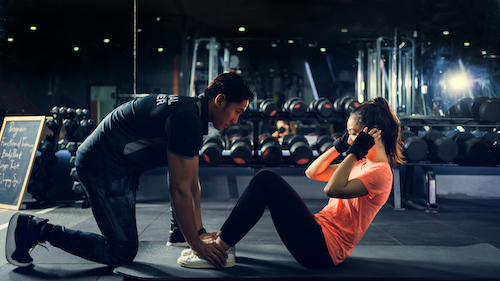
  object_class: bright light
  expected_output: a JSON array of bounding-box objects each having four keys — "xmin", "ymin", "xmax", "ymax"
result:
[
  {"xmin": 481, "ymin": 50, "xmax": 487, "ymax": 55},
  {"xmin": 238, "ymin": 26, "xmax": 245, "ymax": 32},
  {"xmin": 464, "ymin": 41, "xmax": 470, "ymax": 47},
  {"xmin": 445, "ymin": 71, "xmax": 470, "ymax": 92},
  {"xmin": 156, "ymin": 17, "xmax": 161, "ymax": 22},
  {"xmin": 103, "ymin": 38, "xmax": 110, "ymax": 44},
  {"xmin": 237, "ymin": 46, "xmax": 244, "ymax": 52},
  {"xmin": 73, "ymin": 45, "xmax": 80, "ymax": 52},
  {"xmin": 288, "ymin": 39, "xmax": 294, "ymax": 44},
  {"xmin": 340, "ymin": 28, "xmax": 348, "ymax": 33},
  {"xmin": 319, "ymin": 47, "xmax": 327, "ymax": 53},
  {"xmin": 157, "ymin": 47, "xmax": 164, "ymax": 53},
  {"xmin": 271, "ymin": 42, "xmax": 277, "ymax": 48},
  {"xmin": 7, "ymin": 37, "xmax": 14, "ymax": 42},
  {"xmin": 30, "ymin": 25, "xmax": 37, "ymax": 31},
  {"xmin": 443, "ymin": 30, "xmax": 449, "ymax": 36}
]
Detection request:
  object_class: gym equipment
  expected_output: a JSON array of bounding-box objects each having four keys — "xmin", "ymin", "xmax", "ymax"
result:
[
  {"xmin": 452, "ymin": 132, "xmax": 489, "ymax": 165},
  {"xmin": 471, "ymin": 96, "xmax": 489, "ymax": 118},
  {"xmin": 334, "ymin": 95, "xmax": 360, "ymax": 115},
  {"xmin": 229, "ymin": 135, "xmax": 253, "ymax": 165},
  {"xmin": 455, "ymin": 97, "xmax": 472, "ymax": 117},
  {"xmin": 258, "ymin": 134, "xmax": 282, "ymax": 166},
  {"xmin": 479, "ymin": 98, "xmax": 500, "ymax": 123},
  {"xmin": 200, "ymin": 135, "xmax": 226, "ymax": 166},
  {"xmin": 481, "ymin": 132, "xmax": 500, "ymax": 165},
  {"xmin": 316, "ymin": 135, "xmax": 334, "ymax": 154},
  {"xmin": 282, "ymin": 97, "xmax": 306, "ymax": 118},
  {"xmin": 308, "ymin": 97, "xmax": 334, "ymax": 118},
  {"xmin": 423, "ymin": 130, "xmax": 458, "ymax": 162},
  {"xmin": 401, "ymin": 131, "xmax": 428, "ymax": 162},
  {"xmin": 281, "ymin": 134, "xmax": 313, "ymax": 166},
  {"xmin": 259, "ymin": 99, "xmax": 278, "ymax": 117}
]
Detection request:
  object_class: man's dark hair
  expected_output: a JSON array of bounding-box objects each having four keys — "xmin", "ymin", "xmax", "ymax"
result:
[{"xmin": 204, "ymin": 73, "xmax": 255, "ymax": 103}]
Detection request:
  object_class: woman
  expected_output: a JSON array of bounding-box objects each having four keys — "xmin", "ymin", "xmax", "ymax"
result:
[{"xmin": 178, "ymin": 97, "xmax": 405, "ymax": 269}]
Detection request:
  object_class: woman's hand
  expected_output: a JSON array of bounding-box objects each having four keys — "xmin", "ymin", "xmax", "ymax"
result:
[{"xmin": 346, "ymin": 127, "xmax": 376, "ymax": 160}]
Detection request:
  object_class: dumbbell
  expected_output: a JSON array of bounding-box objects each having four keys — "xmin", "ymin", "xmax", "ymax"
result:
[
  {"xmin": 308, "ymin": 98, "xmax": 334, "ymax": 118},
  {"xmin": 282, "ymin": 97, "xmax": 306, "ymax": 118},
  {"xmin": 38, "ymin": 140, "xmax": 53, "ymax": 154},
  {"xmin": 79, "ymin": 119, "xmax": 95, "ymax": 141},
  {"xmin": 452, "ymin": 132, "xmax": 489, "ymax": 165},
  {"xmin": 482, "ymin": 132, "xmax": 500, "ymax": 165},
  {"xmin": 258, "ymin": 134, "xmax": 282, "ymax": 166},
  {"xmin": 260, "ymin": 99, "xmax": 278, "ymax": 117},
  {"xmin": 401, "ymin": 131, "xmax": 428, "ymax": 162},
  {"xmin": 316, "ymin": 135, "xmax": 335, "ymax": 154},
  {"xmin": 282, "ymin": 134, "xmax": 313, "ymax": 166},
  {"xmin": 423, "ymin": 130, "xmax": 458, "ymax": 162},
  {"xmin": 455, "ymin": 97, "xmax": 473, "ymax": 117},
  {"xmin": 66, "ymin": 142, "xmax": 81, "ymax": 156},
  {"xmin": 45, "ymin": 118, "xmax": 60, "ymax": 133},
  {"xmin": 479, "ymin": 98, "xmax": 500, "ymax": 123},
  {"xmin": 334, "ymin": 95, "xmax": 360, "ymax": 115},
  {"xmin": 200, "ymin": 135, "xmax": 225, "ymax": 166},
  {"xmin": 229, "ymin": 135, "xmax": 253, "ymax": 165},
  {"xmin": 470, "ymin": 96, "xmax": 489, "ymax": 118}
]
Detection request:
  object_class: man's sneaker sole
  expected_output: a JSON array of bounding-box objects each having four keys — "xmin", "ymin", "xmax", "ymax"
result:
[
  {"xmin": 177, "ymin": 253, "xmax": 235, "ymax": 269},
  {"xmin": 5, "ymin": 213, "xmax": 32, "ymax": 267}
]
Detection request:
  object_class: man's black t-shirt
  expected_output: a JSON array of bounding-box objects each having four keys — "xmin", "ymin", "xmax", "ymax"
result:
[{"xmin": 75, "ymin": 94, "xmax": 209, "ymax": 179}]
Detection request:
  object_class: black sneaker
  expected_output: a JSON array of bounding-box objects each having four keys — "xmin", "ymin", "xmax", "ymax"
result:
[
  {"xmin": 166, "ymin": 227, "xmax": 188, "ymax": 247},
  {"xmin": 5, "ymin": 212, "xmax": 48, "ymax": 267}
]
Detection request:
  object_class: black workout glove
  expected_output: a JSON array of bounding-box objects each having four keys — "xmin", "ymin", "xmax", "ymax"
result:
[
  {"xmin": 346, "ymin": 131, "xmax": 375, "ymax": 160},
  {"xmin": 333, "ymin": 132, "xmax": 350, "ymax": 154}
]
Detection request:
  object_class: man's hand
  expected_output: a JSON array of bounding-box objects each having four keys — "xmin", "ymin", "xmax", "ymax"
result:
[{"xmin": 191, "ymin": 240, "xmax": 228, "ymax": 267}]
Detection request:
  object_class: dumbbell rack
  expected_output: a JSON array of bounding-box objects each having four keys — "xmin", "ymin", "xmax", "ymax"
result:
[
  {"xmin": 240, "ymin": 111, "xmax": 347, "ymax": 167},
  {"xmin": 396, "ymin": 115, "xmax": 500, "ymax": 212}
]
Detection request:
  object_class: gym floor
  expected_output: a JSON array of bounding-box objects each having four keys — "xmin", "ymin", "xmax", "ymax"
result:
[{"xmin": 1, "ymin": 167, "xmax": 500, "ymax": 281}]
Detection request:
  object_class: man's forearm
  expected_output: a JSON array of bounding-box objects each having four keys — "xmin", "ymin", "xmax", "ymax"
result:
[{"xmin": 170, "ymin": 189, "xmax": 201, "ymax": 247}]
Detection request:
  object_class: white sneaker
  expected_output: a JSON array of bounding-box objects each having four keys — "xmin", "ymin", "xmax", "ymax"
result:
[
  {"xmin": 181, "ymin": 246, "xmax": 235, "ymax": 257},
  {"xmin": 177, "ymin": 247, "xmax": 235, "ymax": 268}
]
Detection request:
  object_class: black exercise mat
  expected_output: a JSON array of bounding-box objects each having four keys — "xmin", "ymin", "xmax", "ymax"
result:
[{"xmin": 113, "ymin": 241, "xmax": 500, "ymax": 280}]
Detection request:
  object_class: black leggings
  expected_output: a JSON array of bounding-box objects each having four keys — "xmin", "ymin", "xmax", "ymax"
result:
[{"xmin": 219, "ymin": 170, "xmax": 335, "ymax": 269}]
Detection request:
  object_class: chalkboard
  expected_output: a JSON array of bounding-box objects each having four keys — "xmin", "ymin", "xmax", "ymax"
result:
[{"xmin": 0, "ymin": 116, "xmax": 46, "ymax": 210}]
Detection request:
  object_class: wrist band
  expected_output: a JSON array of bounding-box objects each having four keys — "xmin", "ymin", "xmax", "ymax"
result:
[{"xmin": 198, "ymin": 228, "xmax": 207, "ymax": 235}]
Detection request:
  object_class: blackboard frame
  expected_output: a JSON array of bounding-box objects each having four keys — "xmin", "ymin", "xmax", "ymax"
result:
[{"xmin": 0, "ymin": 116, "xmax": 46, "ymax": 210}]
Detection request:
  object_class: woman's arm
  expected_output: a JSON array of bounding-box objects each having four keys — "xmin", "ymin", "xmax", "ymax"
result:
[
  {"xmin": 305, "ymin": 132, "xmax": 350, "ymax": 182},
  {"xmin": 304, "ymin": 146, "xmax": 341, "ymax": 182},
  {"xmin": 323, "ymin": 154, "xmax": 368, "ymax": 198}
]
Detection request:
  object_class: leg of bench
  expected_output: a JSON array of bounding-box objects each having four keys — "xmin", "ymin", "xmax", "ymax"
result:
[
  {"xmin": 423, "ymin": 166, "xmax": 439, "ymax": 212},
  {"xmin": 391, "ymin": 168, "xmax": 405, "ymax": 210}
]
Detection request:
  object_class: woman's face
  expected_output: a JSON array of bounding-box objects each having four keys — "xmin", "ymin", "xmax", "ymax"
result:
[{"xmin": 346, "ymin": 115, "xmax": 364, "ymax": 145}]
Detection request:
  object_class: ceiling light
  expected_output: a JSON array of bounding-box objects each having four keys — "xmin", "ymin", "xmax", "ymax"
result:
[
  {"xmin": 271, "ymin": 42, "xmax": 278, "ymax": 48},
  {"xmin": 237, "ymin": 46, "xmax": 244, "ymax": 52},
  {"xmin": 157, "ymin": 47, "xmax": 164, "ymax": 53},
  {"xmin": 156, "ymin": 17, "xmax": 161, "ymax": 22},
  {"xmin": 30, "ymin": 25, "xmax": 37, "ymax": 31},
  {"xmin": 288, "ymin": 39, "xmax": 294, "ymax": 44},
  {"xmin": 442, "ymin": 30, "xmax": 450, "ymax": 36},
  {"xmin": 340, "ymin": 28, "xmax": 348, "ymax": 33},
  {"xmin": 320, "ymin": 47, "xmax": 327, "ymax": 53},
  {"xmin": 73, "ymin": 45, "xmax": 80, "ymax": 52},
  {"xmin": 238, "ymin": 26, "xmax": 245, "ymax": 32},
  {"xmin": 464, "ymin": 41, "xmax": 470, "ymax": 47},
  {"xmin": 481, "ymin": 50, "xmax": 487, "ymax": 55},
  {"xmin": 7, "ymin": 37, "xmax": 14, "ymax": 42},
  {"xmin": 103, "ymin": 38, "xmax": 110, "ymax": 44}
]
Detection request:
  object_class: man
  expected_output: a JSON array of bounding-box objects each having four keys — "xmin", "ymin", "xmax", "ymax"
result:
[{"xmin": 5, "ymin": 72, "xmax": 254, "ymax": 268}]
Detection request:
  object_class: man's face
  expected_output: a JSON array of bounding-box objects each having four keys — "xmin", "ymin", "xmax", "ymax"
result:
[{"xmin": 212, "ymin": 95, "xmax": 249, "ymax": 130}]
